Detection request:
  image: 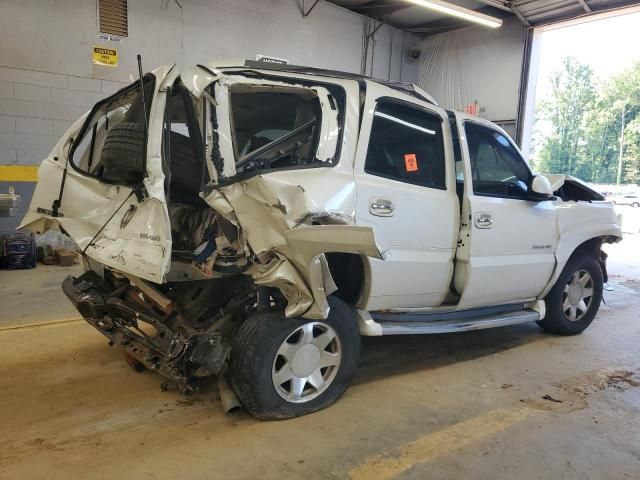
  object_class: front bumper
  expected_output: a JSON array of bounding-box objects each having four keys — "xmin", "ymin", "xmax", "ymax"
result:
[{"xmin": 62, "ymin": 272, "xmax": 226, "ymax": 392}]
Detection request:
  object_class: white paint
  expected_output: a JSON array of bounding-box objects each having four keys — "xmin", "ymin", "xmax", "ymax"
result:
[
  {"xmin": 21, "ymin": 64, "xmax": 622, "ymax": 320},
  {"xmin": 353, "ymin": 81, "xmax": 460, "ymax": 309}
]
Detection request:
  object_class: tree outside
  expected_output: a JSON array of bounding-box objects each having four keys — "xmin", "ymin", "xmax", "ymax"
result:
[
  {"xmin": 531, "ymin": 57, "xmax": 640, "ymax": 186},
  {"xmin": 528, "ymin": 11, "xmax": 640, "ymax": 189}
]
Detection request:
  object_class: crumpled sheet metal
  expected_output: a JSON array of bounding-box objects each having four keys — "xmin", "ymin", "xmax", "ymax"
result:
[{"xmin": 205, "ymin": 175, "xmax": 383, "ymax": 319}]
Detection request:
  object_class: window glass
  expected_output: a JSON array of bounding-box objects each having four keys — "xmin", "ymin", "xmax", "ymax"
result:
[
  {"xmin": 229, "ymin": 85, "xmax": 322, "ymax": 175},
  {"xmin": 365, "ymin": 102, "xmax": 445, "ymax": 190},
  {"xmin": 71, "ymin": 77, "xmax": 154, "ymax": 185},
  {"xmin": 464, "ymin": 122, "xmax": 531, "ymax": 199}
]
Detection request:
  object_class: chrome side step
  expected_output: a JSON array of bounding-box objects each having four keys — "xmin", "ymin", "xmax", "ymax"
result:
[{"xmin": 373, "ymin": 310, "xmax": 540, "ymax": 335}]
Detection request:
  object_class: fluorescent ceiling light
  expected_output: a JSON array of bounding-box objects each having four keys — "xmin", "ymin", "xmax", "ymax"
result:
[{"xmin": 405, "ymin": 0, "xmax": 503, "ymax": 28}]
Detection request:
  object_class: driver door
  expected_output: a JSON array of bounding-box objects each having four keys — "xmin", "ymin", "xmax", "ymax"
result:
[{"xmin": 454, "ymin": 114, "xmax": 557, "ymax": 309}]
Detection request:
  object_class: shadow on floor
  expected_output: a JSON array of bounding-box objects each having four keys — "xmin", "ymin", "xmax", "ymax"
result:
[{"xmin": 355, "ymin": 322, "xmax": 546, "ymax": 385}]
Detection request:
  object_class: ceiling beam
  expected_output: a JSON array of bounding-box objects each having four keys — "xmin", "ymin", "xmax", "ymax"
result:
[
  {"xmin": 576, "ymin": 0, "xmax": 592, "ymax": 12},
  {"xmin": 472, "ymin": 0, "xmax": 513, "ymax": 13},
  {"xmin": 507, "ymin": 1, "xmax": 531, "ymax": 26},
  {"xmin": 349, "ymin": 0, "xmax": 412, "ymax": 17},
  {"xmin": 301, "ymin": 0, "xmax": 321, "ymax": 17}
]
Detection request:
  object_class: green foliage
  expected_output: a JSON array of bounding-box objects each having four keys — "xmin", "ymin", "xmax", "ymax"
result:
[{"xmin": 533, "ymin": 58, "xmax": 640, "ymax": 185}]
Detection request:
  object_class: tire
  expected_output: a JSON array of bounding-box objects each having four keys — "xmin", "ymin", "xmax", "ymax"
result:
[
  {"xmin": 229, "ymin": 296, "xmax": 360, "ymax": 420},
  {"xmin": 538, "ymin": 253, "xmax": 603, "ymax": 336},
  {"xmin": 100, "ymin": 122, "xmax": 146, "ymax": 183},
  {"xmin": 168, "ymin": 132, "xmax": 201, "ymax": 190},
  {"xmin": 100, "ymin": 123, "xmax": 201, "ymax": 191},
  {"xmin": 632, "ymin": 202, "xmax": 639, "ymax": 208}
]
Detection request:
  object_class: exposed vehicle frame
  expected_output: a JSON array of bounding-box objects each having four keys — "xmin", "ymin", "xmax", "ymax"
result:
[{"xmin": 22, "ymin": 60, "xmax": 622, "ymax": 419}]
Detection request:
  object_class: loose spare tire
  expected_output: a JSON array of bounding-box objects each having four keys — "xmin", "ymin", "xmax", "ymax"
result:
[
  {"xmin": 100, "ymin": 121, "xmax": 202, "ymax": 194},
  {"xmin": 100, "ymin": 121, "xmax": 146, "ymax": 184}
]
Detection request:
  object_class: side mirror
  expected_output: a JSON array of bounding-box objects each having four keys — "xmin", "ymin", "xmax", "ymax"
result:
[{"xmin": 529, "ymin": 175, "xmax": 554, "ymax": 201}]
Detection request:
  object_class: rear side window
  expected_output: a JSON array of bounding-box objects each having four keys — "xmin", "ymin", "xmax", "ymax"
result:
[
  {"xmin": 70, "ymin": 76, "xmax": 154, "ymax": 185},
  {"xmin": 365, "ymin": 102, "xmax": 445, "ymax": 189},
  {"xmin": 229, "ymin": 85, "xmax": 322, "ymax": 175}
]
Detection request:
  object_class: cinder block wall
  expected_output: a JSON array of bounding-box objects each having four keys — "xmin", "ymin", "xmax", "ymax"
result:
[
  {"xmin": 0, "ymin": 0, "xmax": 421, "ymax": 235},
  {"xmin": 0, "ymin": 67, "xmax": 126, "ymax": 234}
]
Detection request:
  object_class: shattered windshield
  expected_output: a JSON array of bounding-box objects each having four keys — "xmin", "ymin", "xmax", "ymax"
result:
[
  {"xmin": 229, "ymin": 85, "xmax": 322, "ymax": 175},
  {"xmin": 70, "ymin": 76, "xmax": 155, "ymax": 185}
]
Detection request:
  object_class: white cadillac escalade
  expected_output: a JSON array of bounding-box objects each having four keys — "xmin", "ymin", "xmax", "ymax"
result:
[{"xmin": 22, "ymin": 60, "xmax": 622, "ymax": 419}]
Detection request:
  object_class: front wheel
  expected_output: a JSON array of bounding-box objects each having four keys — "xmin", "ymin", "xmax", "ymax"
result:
[
  {"xmin": 229, "ymin": 296, "xmax": 360, "ymax": 419},
  {"xmin": 538, "ymin": 253, "xmax": 603, "ymax": 335},
  {"xmin": 632, "ymin": 202, "xmax": 639, "ymax": 208}
]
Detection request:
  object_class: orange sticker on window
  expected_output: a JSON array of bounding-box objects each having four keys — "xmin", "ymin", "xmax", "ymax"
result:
[{"xmin": 404, "ymin": 153, "xmax": 418, "ymax": 172}]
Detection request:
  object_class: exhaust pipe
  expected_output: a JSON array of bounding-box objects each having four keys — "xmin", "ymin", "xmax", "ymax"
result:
[{"xmin": 217, "ymin": 373, "xmax": 242, "ymax": 414}]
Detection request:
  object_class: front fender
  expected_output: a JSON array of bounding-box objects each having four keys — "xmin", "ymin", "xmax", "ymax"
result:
[{"xmin": 538, "ymin": 221, "xmax": 621, "ymax": 298}]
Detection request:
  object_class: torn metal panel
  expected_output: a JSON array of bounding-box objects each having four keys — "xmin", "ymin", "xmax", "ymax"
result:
[
  {"xmin": 543, "ymin": 174, "xmax": 605, "ymax": 201},
  {"xmin": 205, "ymin": 174, "xmax": 382, "ymax": 319},
  {"xmin": 184, "ymin": 72, "xmax": 342, "ymax": 185},
  {"xmin": 180, "ymin": 65, "xmax": 222, "ymax": 98},
  {"xmin": 21, "ymin": 65, "xmax": 177, "ymax": 283}
]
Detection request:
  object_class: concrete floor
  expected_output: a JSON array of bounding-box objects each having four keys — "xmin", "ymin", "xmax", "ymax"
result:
[{"xmin": 0, "ymin": 237, "xmax": 638, "ymax": 480}]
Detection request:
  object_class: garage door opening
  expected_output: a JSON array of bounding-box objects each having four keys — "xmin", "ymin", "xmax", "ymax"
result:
[
  {"xmin": 521, "ymin": 6, "xmax": 640, "ymax": 195},
  {"xmin": 520, "ymin": 5, "xmax": 640, "ymax": 267}
]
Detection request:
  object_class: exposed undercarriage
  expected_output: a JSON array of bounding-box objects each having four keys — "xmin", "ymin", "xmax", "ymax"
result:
[{"xmin": 63, "ymin": 267, "xmax": 278, "ymax": 394}]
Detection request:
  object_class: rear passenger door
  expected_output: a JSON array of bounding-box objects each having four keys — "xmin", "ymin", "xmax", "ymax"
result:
[{"xmin": 354, "ymin": 82, "xmax": 459, "ymax": 310}]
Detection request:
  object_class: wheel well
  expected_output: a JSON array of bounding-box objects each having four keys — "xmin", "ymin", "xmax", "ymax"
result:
[
  {"xmin": 570, "ymin": 237, "xmax": 602, "ymax": 262},
  {"xmin": 325, "ymin": 253, "xmax": 365, "ymax": 306},
  {"xmin": 569, "ymin": 236, "xmax": 608, "ymax": 283}
]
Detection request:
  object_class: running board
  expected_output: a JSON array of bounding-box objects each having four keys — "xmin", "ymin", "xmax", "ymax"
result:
[{"xmin": 372, "ymin": 310, "xmax": 540, "ymax": 335}]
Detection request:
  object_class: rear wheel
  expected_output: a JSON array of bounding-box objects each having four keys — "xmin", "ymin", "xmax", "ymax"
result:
[
  {"xmin": 538, "ymin": 253, "xmax": 603, "ymax": 335},
  {"xmin": 229, "ymin": 296, "xmax": 360, "ymax": 419}
]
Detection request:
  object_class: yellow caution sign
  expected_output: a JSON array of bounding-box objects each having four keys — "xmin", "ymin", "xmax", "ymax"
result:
[{"xmin": 92, "ymin": 46, "xmax": 118, "ymax": 67}]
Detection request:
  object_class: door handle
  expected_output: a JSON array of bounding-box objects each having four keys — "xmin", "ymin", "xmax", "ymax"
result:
[
  {"xmin": 369, "ymin": 198, "xmax": 395, "ymax": 217},
  {"xmin": 475, "ymin": 212, "xmax": 493, "ymax": 229}
]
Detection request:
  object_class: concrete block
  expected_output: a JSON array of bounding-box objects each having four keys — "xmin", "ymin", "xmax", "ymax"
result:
[
  {"xmin": 0, "ymin": 81, "xmax": 13, "ymax": 99},
  {"xmin": 52, "ymin": 88, "xmax": 105, "ymax": 107},
  {"xmin": 102, "ymin": 79, "xmax": 128, "ymax": 94},
  {"xmin": 16, "ymin": 117, "xmax": 52, "ymax": 135},
  {"xmin": 17, "ymin": 148, "xmax": 52, "ymax": 165},
  {"xmin": 0, "ymin": 133, "xmax": 56, "ymax": 150},
  {"xmin": 52, "ymin": 119, "xmax": 73, "ymax": 136},
  {"xmin": 34, "ymin": 102, "xmax": 87, "ymax": 121},
  {"xmin": 68, "ymin": 76, "xmax": 102, "ymax": 92},
  {"xmin": 0, "ymin": 149, "xmax": 17, "ymax": 164},
  {"xmin": 0, "ymin": 67, "xmax": 31, "ymax": 84},
  {"xmin": 30, "ymin": 71, "xmax": 68, "ymax": 89},
  {"xmin": 14, "ymin": 83, "xmax": 51, "ymax": 103},
  {"xmin": 0, "ymin": 99, "xmax": 34, "ymax": 117},
  {"xmin": 0, "ymin": 115, "xmax": 16, "ymax": 133}
]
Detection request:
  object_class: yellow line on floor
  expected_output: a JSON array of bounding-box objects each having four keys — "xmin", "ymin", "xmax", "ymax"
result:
[
  {"xmin": 0, "ymin": 317, "xmax": 83, "ymax": 333},
  {"xmin": 349, "ymin": 406, "xmax": 536, "ymax": 480}
]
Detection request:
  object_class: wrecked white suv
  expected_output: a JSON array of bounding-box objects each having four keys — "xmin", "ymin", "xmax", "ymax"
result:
[{"xmin": 22, "ymin": 61, "xmax": 622, "ymax": 419}]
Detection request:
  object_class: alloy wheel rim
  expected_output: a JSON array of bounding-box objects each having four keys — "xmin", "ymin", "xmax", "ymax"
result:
[
  {"xmin": 562, "ymin": 269, "xmax": 594, "ymax": 322},
  {"xmin": 272, "ymin": 322, "xmax": 342, "ymax": 403}
]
